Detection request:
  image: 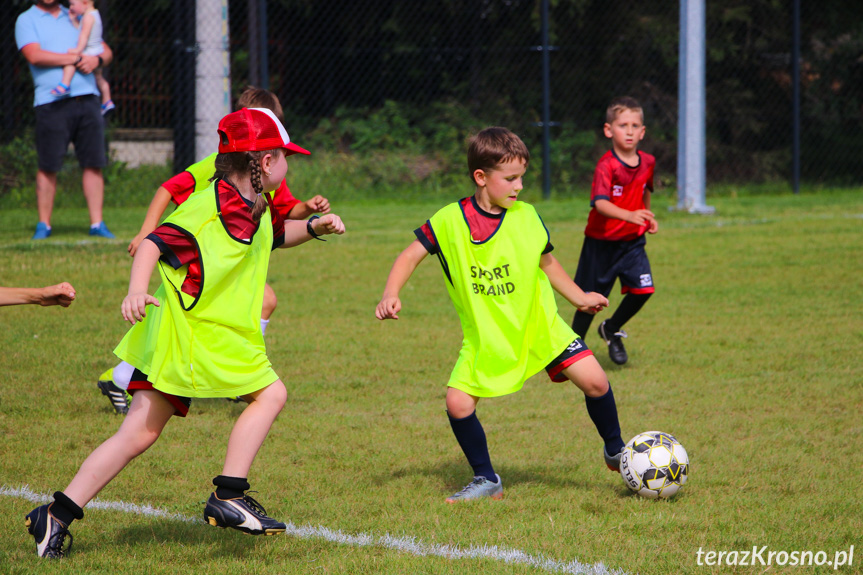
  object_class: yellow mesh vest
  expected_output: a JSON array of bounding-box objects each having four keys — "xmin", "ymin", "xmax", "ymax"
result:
[
  {"xmin": 430, "ymin": 200, "xmax": 575, "ymax": 397},
  {"xmin": 114, "ymin": 183, "xmax": 278, "ymax": 398},
  {"xmin": 184, "ymin": 152, "xmax": 218, "ymax": 192}
]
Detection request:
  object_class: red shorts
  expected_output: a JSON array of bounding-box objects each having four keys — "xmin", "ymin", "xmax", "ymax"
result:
[
  {"xmin": 545, "ymin": 338, "xmax": 594, "ymax": 382},
  {"xmin": 128, "ymin": 368, "xmax": 192, "ymax": 417}
]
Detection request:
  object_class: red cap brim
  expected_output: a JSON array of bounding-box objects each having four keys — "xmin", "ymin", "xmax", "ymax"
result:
[{"xmin": 285, "ymin": 142, "xmax": 311, "ymax": 156}]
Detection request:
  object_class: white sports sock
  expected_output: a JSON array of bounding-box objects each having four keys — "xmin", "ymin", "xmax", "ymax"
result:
[
  {"xmin": 112, "ymin": 361, "xmax": 135, "ymax": 390},
  {"xmin": 260, "ymin": 318, "xmax": 270, "ymax": 336}
]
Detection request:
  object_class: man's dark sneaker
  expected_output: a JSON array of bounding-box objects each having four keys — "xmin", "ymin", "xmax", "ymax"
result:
[
  {"xmin": 204, "ymin": 492, "xmax": 286, "ymax": 535},
  {"xmin": 598, "ymin": 321, "xmax": 628, "ymax": 365},
  {"xmin": 97, "ymin": 369, "xmax": 130, "ymax": 415},
  {"xmin": 25, "ymin": 504, "xmax": 73, "ymax": 558},
  {"xmin": 604, "ymin": 445, "xmax": 624, "ymax": 472}
]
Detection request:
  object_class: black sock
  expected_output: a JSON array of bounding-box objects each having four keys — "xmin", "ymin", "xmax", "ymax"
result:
[
  {"xmin": 448, "ymin": 411, "xmax": 497, "ymax": 482},
  {"xmin": 608, "ymin": 292, "xmax": 651, "ymax": 332},
  {"xmin": 572, "ymin": 310, "xmax": 595, "ymax": 341},
  {"xmin": 51, "ymin": 491, "xmax": 84, "ymax": 526},
  {"xmin": 584, "ymin": 385, "xmax": 625, "ymax": 454},
  {"xmin": 213, "ymin": 475, "xmax": 250, "ymax": 500}
]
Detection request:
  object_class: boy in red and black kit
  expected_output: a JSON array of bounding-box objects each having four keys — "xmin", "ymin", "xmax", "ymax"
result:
[{"xmin": 571, "ymin": 97, "xmax": 657, "ymax": 366}]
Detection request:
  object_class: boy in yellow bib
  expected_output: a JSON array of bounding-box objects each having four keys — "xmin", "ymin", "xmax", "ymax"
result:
[
  {"xmin": 25, "ymin": 108, "xmax": 345, "ymax": 558},
  {"xmin": 376, "ymin": 127, "xmax": 626, "ymax": 502}
]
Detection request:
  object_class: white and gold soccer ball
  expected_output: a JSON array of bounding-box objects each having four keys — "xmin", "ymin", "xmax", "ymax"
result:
[{"xmin": 620, "ymin": 431, "xmax": 689, "ymax": 499}]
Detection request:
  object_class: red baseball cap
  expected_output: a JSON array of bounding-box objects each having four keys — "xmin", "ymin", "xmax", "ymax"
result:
[{"xmin": 217, "ymin": 108, "xmax": 310, "ymax": 156}]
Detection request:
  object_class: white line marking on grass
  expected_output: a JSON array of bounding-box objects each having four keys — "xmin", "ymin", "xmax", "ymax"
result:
[{"xmin": 3, "ymin": 485, "xmax": 625, "ymax": 575}]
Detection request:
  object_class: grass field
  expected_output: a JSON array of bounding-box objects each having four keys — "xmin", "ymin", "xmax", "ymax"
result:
[{"xmin": 0, "ymin": 188, "xmax": 861, "ymax": 574}]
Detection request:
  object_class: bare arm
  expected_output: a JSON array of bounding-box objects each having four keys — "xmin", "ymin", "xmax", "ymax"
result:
[
  {"xmin": 279, "ymin": 213, "xmax": 345, "ymax": 248},
  {"xmin": 77, "ymin": 41, "xmax": 111, "ymax": 74},
  {"xmin": 642, "ymin": 189, "xmax": 658, "ymax": 233},
  {"xmin": 20, "ymin": 42, "xmax": 81, "ymax": 68},
  {"xmin": 0, "ymin": 283, "xmax": 76, "ymax": 307},
  {"xmin": 539, "ymin": 253, "xmax": 608, "ymax": 314},
  {"xmin": 375, "ymin": 240, "xmax": 429, "ymax": 320},
  {"xmin": 286, "ymin": 195, "xmax": 331, "ymax": 219},
  {"xmin": 121, "ymin": 239, "xmax": 161, "ymax": 324},
  {"xmin": 594, "ymin": 198, "xmax": 655, "ymax": 229},
  {"xmin": 71, "ymin": 12, "xmax": 95, "ymax": 54},
  {"xmin": 128, "ymin": 187, "xmax": 174, "ymax": 256}
]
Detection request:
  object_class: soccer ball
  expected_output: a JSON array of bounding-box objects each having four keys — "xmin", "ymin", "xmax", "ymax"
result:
[{"xmin": 620, "ymin": 431, "xmax": 689, "ymax": 499}]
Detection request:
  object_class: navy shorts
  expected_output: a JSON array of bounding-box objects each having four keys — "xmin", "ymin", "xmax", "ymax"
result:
[
  {"xmin": 127, "ymin": 369, "xmax": 192, "ymax": 418},
  {"xmin": 574, "ymin": 235, "xmax": 655, "ymax": 296},
  {"xmin": 34, "ymin": 95, "xmax": 106, "ymax": 172},
  {"xmin": 545, "ymin": 337, "xmax": 594, "ymax": 382}
]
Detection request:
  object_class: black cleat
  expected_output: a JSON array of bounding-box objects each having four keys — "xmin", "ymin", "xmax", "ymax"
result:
[
  {"xmin": 598, "ymin": 321, "xmax": 628, "ymax": 365},
  {"xmin": 203, "ymin": 492, "xmax": 286, "ymax": 535},
  {"xmin": 25, "ymin": 504, "xmax": 73, "ymax": 558},
  {"xmin": 603, "ymin": 445, "xmax": 624, "ymax": 472},
  {"xmin": 98, "ymin": 370, "xmax": 130, "ymax": 415}
]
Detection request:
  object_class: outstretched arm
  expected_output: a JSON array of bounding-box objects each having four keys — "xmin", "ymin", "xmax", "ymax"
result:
[
  {"xmin": 129, "ymin": 187, "xmax": 174, "ymax": 256},
  {"xmin": 540, "ymin": 253, "xmax": 608, "ymax": 314},
  {"xmin": 375, "ymin": 240, "xmax": 429, "ymax": 320},
  {"xmin": 279, "ymin": 213, "xmax": 345, "ymax": 248},
  {"xmin": 0, "ymin": 283, "xmax": 76, "ymax": 307},
  {"xmin": 121, "ymin": 239, "xmax": 161, "ymax": 324},
  {"xmin": 287, "ymin": 195, "xmax": 331, "ymax": 219}
]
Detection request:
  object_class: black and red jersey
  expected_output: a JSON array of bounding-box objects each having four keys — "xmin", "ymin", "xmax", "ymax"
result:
[{"xmin": 585, "ymin": 150, "xmax": 655, "ymax": 241}]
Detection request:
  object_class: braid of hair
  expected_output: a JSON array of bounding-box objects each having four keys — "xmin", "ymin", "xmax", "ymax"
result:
[{"xmin": 247, "ymin": 153, "xmax": 268, "ymax": 221}]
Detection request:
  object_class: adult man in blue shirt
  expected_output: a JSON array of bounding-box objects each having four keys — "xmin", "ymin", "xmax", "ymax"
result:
[{"xmin": 15, "ymin": 0, "xmax": 115, "ymax": 240}]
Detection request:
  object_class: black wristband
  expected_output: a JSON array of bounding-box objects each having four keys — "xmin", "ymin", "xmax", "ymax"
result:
[
  {"xmin": 97, "ymin": 56, "xmax": 103, "ymax": 67},
  {"xmin": 75, "ymin": 55, "xmax": 82, "ymax": 65},
  {"xmin": 307, "ymin": 215, "xmax": 325, "ymax": 241}
]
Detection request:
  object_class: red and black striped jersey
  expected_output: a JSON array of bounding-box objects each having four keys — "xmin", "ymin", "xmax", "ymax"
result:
[{"xmin": 585, "ymin": 150, "xmax": 655, "ymax": 241}]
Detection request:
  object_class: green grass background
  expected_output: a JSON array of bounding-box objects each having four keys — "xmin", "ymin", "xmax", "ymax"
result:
[{"xmin": 0, "ymin": 188, "xmax": 861, "ymax": 574}]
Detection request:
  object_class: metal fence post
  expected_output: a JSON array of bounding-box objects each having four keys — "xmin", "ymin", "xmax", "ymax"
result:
[
  {"xmin": 172, "ymin": 0, "xmax": 196, "ymax": 173},
  {"xmin": 195, "ymin": 0, "xmax": 231, "ymax": 162},
  {"xmin": 792, "ymin": 0, "xmax": 801, "ymax": 195},
  {"xmin": 677, "ymin": 0, "xmax": 714, "ymax": 214},
  {"xmin": 258, "ymin": 0, "xmax": 269, "ymax": 90}
]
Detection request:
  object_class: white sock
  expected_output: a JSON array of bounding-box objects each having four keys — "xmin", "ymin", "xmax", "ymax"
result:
[
  {"xmin": 113, "ymin": 361, "xmax": 135, "ymax": 390},
  {"xmin": 90, "ymin": 222, "xmax": 102, "ymax": 229},
  {"xmin": 260, "ymin": 318, "xmax": 270, "ymax": 336}
]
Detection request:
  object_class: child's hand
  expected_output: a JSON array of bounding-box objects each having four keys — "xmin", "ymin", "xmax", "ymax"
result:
[
  {"xmin": 305, "ymin": 195, "xmax": 331, "ymax": 215},
  {"xmin": 627, "ymin": 208, "xmax": 655, "ymax": 228},
  {"xmin": 311, "ymin": 213, "xmax": 345, "ymax": 236},
  {"xmin": 39, "ymin": 282, "xmax": 77, "ymax": 307},
  {"xmin": 121, "ymin": 292, "xmax": 160, "ymax": 325},
  {"xmin": 128, "ymin": 232, "xmax": 148, "ymax": 257},
  {"xmin": 647, "ymin": 218, "xmax": 659, "ymax": 234},
  {"xmin": 376, "ymin": 296, "xmax": 402, "ymax": 320},
  {"xmin": 576, "ymin": 292, "xmax": 609, "ymax": 315}
]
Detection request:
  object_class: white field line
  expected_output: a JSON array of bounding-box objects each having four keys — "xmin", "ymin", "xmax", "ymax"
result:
[{"xmin": 3, "ymin": 484, "xmax": 626, "ymax": 575}]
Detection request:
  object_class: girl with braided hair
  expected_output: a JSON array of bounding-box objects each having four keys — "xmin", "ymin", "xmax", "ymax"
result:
[{"xmin": 24, "ymin": 108, "xmax": 345, "ymax": 558}]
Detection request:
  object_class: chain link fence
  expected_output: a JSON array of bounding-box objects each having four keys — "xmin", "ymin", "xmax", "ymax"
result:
[{"xmin": 5, "ymin": 0, "xmax": 863, "ymax": 197}]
